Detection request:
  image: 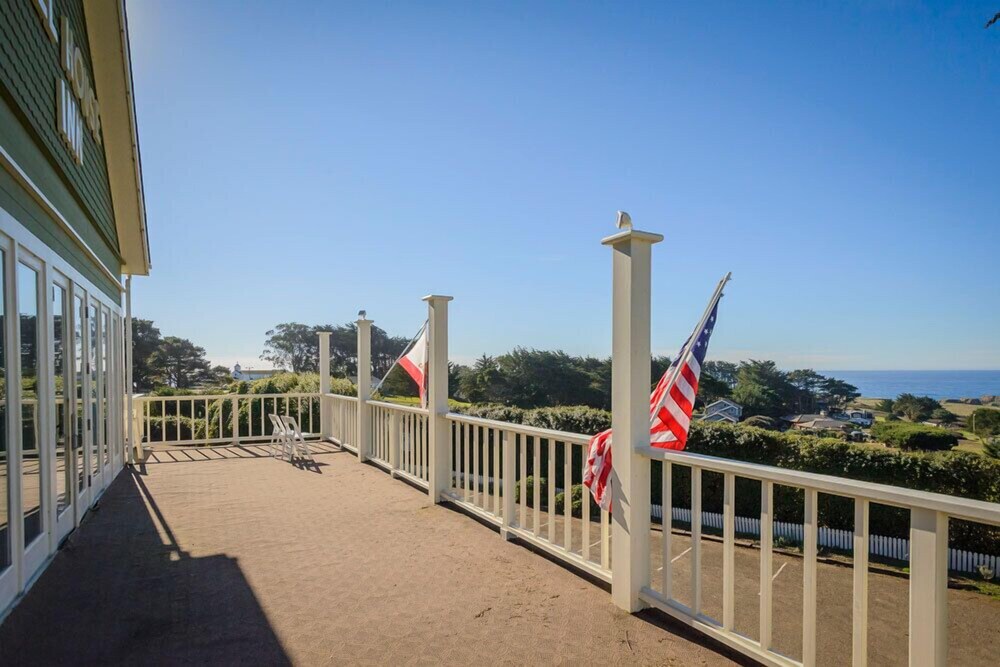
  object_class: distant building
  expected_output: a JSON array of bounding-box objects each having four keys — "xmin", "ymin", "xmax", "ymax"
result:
[
  {"xmin": 232, "ymin": 363, "xmax": 284, "ymax": 382},
  {"xmin": 841, "ymin": 409, "xmax": 874, "ymax": 427},
  {"xmin": 783, "ymin": 413, "xmax": 853, "ymax": 433},
  {"xmin": 700, "ymin": 399, "xmax": 743, "ymax": 424}
]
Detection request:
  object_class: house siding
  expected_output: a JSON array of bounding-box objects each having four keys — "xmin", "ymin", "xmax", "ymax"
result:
[{"xmin": 0, "ymin": 0, "xmax": 122, "ymax": 299}]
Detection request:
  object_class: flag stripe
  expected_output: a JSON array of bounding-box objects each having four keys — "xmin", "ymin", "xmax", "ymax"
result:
[{"xmin": 583, "ymin": 294, "xmax": 723, "ymax": 513}]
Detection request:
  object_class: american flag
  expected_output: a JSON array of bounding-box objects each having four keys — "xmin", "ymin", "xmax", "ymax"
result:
[{"xmin": 583, "ymin": 276, "xmax": 729, "ymax": 512}]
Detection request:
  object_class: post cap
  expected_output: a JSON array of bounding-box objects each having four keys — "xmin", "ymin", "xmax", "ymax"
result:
[
  {"xmin": 355, "ymin": 318, "xmax": 374, "ymax": 326},
  {"xmin": 601, "ymin": 228, "xmax": 664, "ymax": 246},
  {"xmin": 421, "ymin": 294, "xmax": 454, "ymax": 302}
]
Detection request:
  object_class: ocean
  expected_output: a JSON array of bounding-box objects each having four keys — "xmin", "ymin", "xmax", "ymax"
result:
[{"xmin": 818, "ymin": 370, "xmax": 1000, "ymax": 401}]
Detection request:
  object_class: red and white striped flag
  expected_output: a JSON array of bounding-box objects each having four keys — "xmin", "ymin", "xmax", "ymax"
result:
[
  {"xmin": 397, "ymin": 323, "xmax": 429, "ymax": 407},
  {"xmin": 583, "ymin": 275, "xmax": 730, "ymax": 511}
]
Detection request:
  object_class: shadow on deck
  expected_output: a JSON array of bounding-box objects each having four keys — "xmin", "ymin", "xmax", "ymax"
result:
[{"xmin": 0, "ymin": 447, "xmax": 741, "ymax": 666}]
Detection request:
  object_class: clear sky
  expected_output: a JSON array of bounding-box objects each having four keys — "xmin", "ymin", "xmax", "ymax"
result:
[{"xmin": 124, "ymin": 1, "xmax": 999, "ymax": 371}]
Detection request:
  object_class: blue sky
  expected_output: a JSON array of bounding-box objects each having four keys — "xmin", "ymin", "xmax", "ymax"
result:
[{"xmin": 124, "ymin": 1, "xmax": 999, "ymax": 371}]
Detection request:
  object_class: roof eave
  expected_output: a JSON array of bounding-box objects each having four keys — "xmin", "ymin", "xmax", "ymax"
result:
[{"xmin": 84, "ymin": 0, "xmax": 150, "ymax": 276}]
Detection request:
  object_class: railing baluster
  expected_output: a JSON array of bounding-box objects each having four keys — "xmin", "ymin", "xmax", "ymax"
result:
[
  {"xmin": 760, "ymin": 480, "xmax": 774, "ymax": 652},
  {"xmin": 493, "ymin": 428, "xmax": 501, "ymax": 516},
  {"xmin": 502, "ymin": 429, "xmax": 515, "ymax": 535},
  {"xmin": 722, "ymin": 472, "xmax": 735, "ymax": 631},
  {"xmin": 583, "ymin": 463, "xmax": 592, "ymax": 562},
  {"xmin": 464, "ymin": 422, "xmax": 471, "ymax": 501},
  {"xmin": 853, "ymin": 498, "xmax": 869, "ymax": 667},
  {"xmin": 472, "ymin": 424, "xmax": 480, "ymax": 507},
  {"xmin": 519, "ymin": 434, "xmax": 527, "ymax": 529},
  {"xmin": 662, "ymin": 461, "xmax": 672, "ymax": 598},
  {"xmin": 601, "ymin": 504, "xmax": 610, "ymax": 570},
  {"xmin": 563, "ymin": 440, "xmax": 571, "ymax": 549},
  {"xmin": 533, "ymin": 437, "xmax": 541, "ymax": 536},
  {"xmin": 548, "ymin": 438, "xmax": 556, "ymax": 542},
  {"xmin": 691, "ymin": 466, "xmax": 702, "ymax": 616},
  {"xmin": 803, "ymin": 488, "xmax": 818, "ymax": 667}
]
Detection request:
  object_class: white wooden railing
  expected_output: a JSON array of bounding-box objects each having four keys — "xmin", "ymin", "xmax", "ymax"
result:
[
  {"xmin": 636, "ymin": 446, "xmax": 1000, "ymax": 667},
  {"xmin": 444, "ymin": 413, "xmax": 612, "ymax": 581},
  {"xmin": 133, "ymin": 392, "xmax": 321, "ymax": 447}
]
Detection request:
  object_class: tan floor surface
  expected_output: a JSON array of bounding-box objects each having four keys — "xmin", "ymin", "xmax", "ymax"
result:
[{"xmin": 0, "ymin": 446, "xmax": 740, "ymax": 666}]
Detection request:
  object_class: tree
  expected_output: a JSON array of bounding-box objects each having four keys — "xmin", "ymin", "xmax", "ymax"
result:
[
  {"xmin": 891, "ymin": 393, "xmax": 940, "ymax": 422},
  {"xmin": 261, "ymin": 323, "xmax": 326, "ymax": 373},
  {"xmin": 131, "ymin": 318, "xmax": 163, "ymax": 392},
  {"xmin": 970, "ymin": 408, "xmax": 1000, "ymax": 439},
  {"xmin": 207, "ymin": 365, "xmax": 234, "ymax": 387},
  {"xmin": 150, "ymin": 336, "xmax": 212, "ymax": 389},
  {"xmin": 875, "ymin": 398, "xmax": 894, "ymax": 413},
  {"xmin": 731, "ymin": 360, "xmax": 796, "ymax": 418},
  {"xmin": 819, "ymin": 377, "xmax": 860, "ymax": 410},
  {"xmin": 787, "ymin": 369, "xmax": 824, "ymax": 412},
  {"xmin": 930, "ymin": 408, "xmax": 957, "ymax": 425},
  {"xmin": 703, "ymin": 361, "xmax": 738, "ymax": 388}
]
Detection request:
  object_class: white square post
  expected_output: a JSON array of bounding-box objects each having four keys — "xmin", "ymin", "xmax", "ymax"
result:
[
  {"xmin": 318, "ymin": 331, "xmax": 331, "ymax": 439},
  {"xmin": 909, "ymin": 508, "xmax": 948, "ymax": 667},
  {"xmin": 356, "ymin": 318, "xmax": 372, "ymax": 462},
  {"xmin": 423, "ymin": 294, "xmax": 453, "ymax": 503},
  {"xmin": 604, "ymin": 222, "xmax": 662, "ymax": 613}
]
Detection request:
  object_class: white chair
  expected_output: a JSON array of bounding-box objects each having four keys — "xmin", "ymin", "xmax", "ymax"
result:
[
  {"xmin": 280, "ymin": 415, "xmax": 313, "ymax": 461},
  {"xmin": 268, "ymin": 414, "xmax": 291, "ymax": 459}
]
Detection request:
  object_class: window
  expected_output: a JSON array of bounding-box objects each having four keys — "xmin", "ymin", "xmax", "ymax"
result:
[
  {"xmin": 17, "ymin": 262, "xmax": 43, "ymax": 546},
  {"xmin": 101, "ymin": 309, "xmax": 109, "ymax": 466},
  {"xmin": 74, "ymin": 294, "xmax": 85, "ymax": 492},
  {"xmin": 53, "ymin": 283, "xmax": 71, "ymax": 515},
  {"xmin": 0, "ymin": 249, "xmax": 9, "ymax": 572},
  {"xmin": 89, "ymin": 303, "xmax": 98, "ymax": 478}
]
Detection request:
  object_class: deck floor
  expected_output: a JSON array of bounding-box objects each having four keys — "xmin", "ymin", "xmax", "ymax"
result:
[{"xmin": 0, "ymin": 445, "xmax": 738, "ymax": 666}]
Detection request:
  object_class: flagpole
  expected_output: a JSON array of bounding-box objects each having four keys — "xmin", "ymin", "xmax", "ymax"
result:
[
  {"xmin": 370, "ymin": 320, "xmax": 428, "ymax": 397},
  {"xmin": 652, "ymin": 272, "xmax": 732, "ymax": 413}
]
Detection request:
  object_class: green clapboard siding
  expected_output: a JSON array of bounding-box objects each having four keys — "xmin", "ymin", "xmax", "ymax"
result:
[{"xmin": 0, "ymin": 0, "xmax": 123, "ymax": 298}]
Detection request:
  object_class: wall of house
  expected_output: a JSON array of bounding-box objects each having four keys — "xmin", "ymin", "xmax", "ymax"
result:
[{"xmin": 0, "ymin": 0, "xmax": 122, "ymax": 300}]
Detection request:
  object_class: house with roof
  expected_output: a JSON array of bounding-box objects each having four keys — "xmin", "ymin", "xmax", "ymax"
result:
[{"xmin": 700, "ymin": 398, "xmax": 743, "ymax": 423}]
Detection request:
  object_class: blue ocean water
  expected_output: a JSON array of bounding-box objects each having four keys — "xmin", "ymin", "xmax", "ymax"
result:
[{"xmin": 818, "ymin": 370, "xmax": 1000, "ymax": 401}]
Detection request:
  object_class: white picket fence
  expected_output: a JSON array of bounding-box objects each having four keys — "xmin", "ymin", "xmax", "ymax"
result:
[{"xmin": 652, "ymin": 504, "xmax": 998, "ymax": 575}]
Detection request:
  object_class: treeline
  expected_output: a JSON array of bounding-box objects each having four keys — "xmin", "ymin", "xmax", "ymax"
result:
[
  {"xmin": 448, "ymin": 354, "xmax": 859, "ymax": 418},
  {"xmin": 133, "ymin": 319, "xmax": 230, "ymax": 391},
  {"xmin": 261, "ymin": 322, "xmax": 860, "ymax": 418}
]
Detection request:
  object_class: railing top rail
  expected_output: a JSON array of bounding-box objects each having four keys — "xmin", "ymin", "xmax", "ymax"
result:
[
  {"xmin": 134, "ymin": 392, "xmax": 322, "ymax": 402},
  {"xmin": 445, "ymin": 411, "xmax": 591, "ymax": 445},
  {"xmin": 368, "ymin": 400, "xmax": 429, "ymax": 416},
  {"xmin": 324, "ymin": 393, "xmax": 359, "ymax": 403},
  {"xmin": 639, "ymin": 445, "xmax": 1000, "ymax": 526}
]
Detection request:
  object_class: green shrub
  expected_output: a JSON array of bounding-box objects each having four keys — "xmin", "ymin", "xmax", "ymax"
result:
[
  {"xmin": 985, "ymin": 437, "xmax": 1000, "ymax": 460},
  {"xmin": 554, "ymin": 483, "xmax": 603, "ymax": 520},
  {"xmin": 970, "ymin": 408, "xmax": 1000, "ymax": 438},
  {"xmin": 743, "ymin": 415, "xmax": 781, "ymax": 430},
  {"xmin": 870, "ymin": 421, "xmax": 958, "ymax": 451},
  {"xmin": 513, "ymin": 476, "xmax": 548, "ymax": 509}
]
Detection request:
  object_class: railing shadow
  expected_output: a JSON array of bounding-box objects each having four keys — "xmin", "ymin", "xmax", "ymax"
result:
[{"xmin": 0, "ymin": 469, "xmax": 292, "ymax": 666}]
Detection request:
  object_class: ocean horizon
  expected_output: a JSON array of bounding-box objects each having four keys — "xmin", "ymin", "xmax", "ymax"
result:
[{"xmin": 817, "ymin": 370, "xmax": 1000, "ymax": 401}]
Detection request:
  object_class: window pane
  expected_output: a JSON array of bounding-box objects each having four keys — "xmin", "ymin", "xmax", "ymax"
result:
[
  {"xmin": 18, "ymin": 262, "xmax": 43, "ymax": 546},
  {"xmin": 53, "ymin": 284, "xmax": 71, "ymax": 515},
  {"xmin": 89, "ymin": 304, "xmax": 98, "ymax": 478},
  {"xmin": 74, "ymin": 295, "xmax": 85, "ymax": 492},
  {"xmin": 0, "ymin": 250, "xmax": 9, "ymax": 571},
  {"xmin": 101, "ymin": 310, "xmax": 109, "ymax": 466}
]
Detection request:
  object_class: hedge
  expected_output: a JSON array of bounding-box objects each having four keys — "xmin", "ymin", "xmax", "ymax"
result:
[
  {"xmin": 455, "ymin": 404, "xmax": 1000, "ymax": 554},
  {"xmin": 870, "ymin": 421, "xmax": 958, "ymax": 451}
]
